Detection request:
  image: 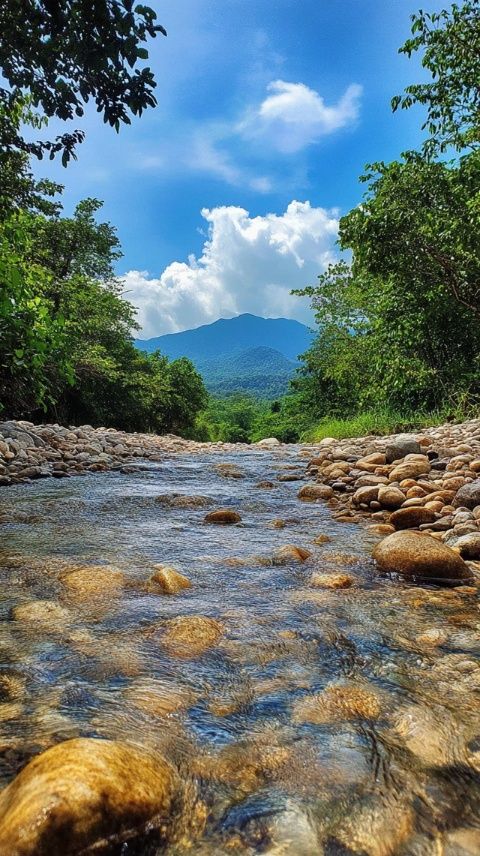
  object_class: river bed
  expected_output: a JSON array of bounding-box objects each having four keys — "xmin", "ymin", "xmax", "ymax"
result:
[{"xmin": 0, "ymin": 446, "xmax": 479, "ymax": 854}]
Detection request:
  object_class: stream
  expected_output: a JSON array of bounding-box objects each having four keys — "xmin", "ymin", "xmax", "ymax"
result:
[{"xmin": 0, "ymin": 446, "xmax": 479, "ymax": 854}]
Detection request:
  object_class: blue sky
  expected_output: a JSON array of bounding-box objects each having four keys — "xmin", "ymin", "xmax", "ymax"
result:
[{"xmin": 35, "ymin": 0, "xmax": 444, "ymax": 336}]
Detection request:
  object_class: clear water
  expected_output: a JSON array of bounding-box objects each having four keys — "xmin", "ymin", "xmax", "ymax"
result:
[{"xmin": 0, "ymin": 446, "xmax": 479, "ymax": 854}]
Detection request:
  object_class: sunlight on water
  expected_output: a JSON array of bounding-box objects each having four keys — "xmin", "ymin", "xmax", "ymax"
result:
[{"xmin": 0, "ymin": 447, "xmax": 479, "ymax": 853}]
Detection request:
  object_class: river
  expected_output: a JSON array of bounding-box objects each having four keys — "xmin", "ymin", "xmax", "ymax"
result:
[{"xmin": 0, "ymin": 445, "xmax": 479, "ymax": 854}]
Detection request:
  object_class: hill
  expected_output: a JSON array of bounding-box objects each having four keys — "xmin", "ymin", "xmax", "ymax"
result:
[
  {"xmin": 197, "ymin": 346, "xmax": 297, "ymax": 398},
  {"xmin": 135, "ymin": 314, "xmax": 313, "ymax": 398}
]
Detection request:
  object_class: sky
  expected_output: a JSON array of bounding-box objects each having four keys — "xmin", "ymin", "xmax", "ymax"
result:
[{"xmin": 34, "ymin": 0, "xmax": 445, "ymax": 337}]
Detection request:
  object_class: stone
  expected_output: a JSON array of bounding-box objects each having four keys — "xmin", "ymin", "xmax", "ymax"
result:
[
  {"xmin": 377, "ymin": 485, "xmax": 406, "ymax": 510},
  {"xmin": 453, "ymin": 480, "xmax": 480, "ymax": 510},
  {"xmin": 12, "ymin": 600, "xmax": 71, "ymax": 631},
  {"xmin": 60, "ymin": 566, "xmax": 126, "ymax": 600},
  {"xmin": 204, "ymin": 509, "xmax": 241, "ymax": 524},
  {"xmin": 310, "ymin": 572, "xmax": 354, "ymax": 589},
  {"xmin": 372, "ymin": 531, "xmax": 472, "ymax": 583},
  {"xmin": 297, "ymin": 484, "xmax": 334, "ymax": 501},
  {"xmin": 385, "ymin": 434, "xmax": 421, "ymax": 463},
  {"xmin": 390, "ymin": 507, "xmax": 437, "ymax": 530},
  {"xmin": 256, "ymin": 437, "xmax": 280, "ymax": 446},
  {"xmin": 352, "ymin": 485, "xmax": 379, "ymax": 505},
  {"xmin": 146, "ymin": 565, "xmax": 191, "ymax": 594},
  {"xmin": 0, "ymin": 738, "xmax": 181, "ymax": 855},
  {"xmin": 215, "ymin": 463, "xmax": 245, "ymax": 479},
  {"xmin": 389, "ymin": 460, "xmax": 431, "ymax": 481},
  {"xmin": 452, "ymin": 533, "xmax": 480, "ymax": 560},
  {"xmin": 162, "ymin": 615, "xmax": 223, "ymax": 658},
  {"xmin": 155, "ymin": 494, "xmax": 212, "ymax": 508},
  {"xmin": 273, "ymin": 545, "xmax": 312, "ymax": 564},
  {"xmin": 293, "ymin": 683, "xmax": 381, "ymax": 723}
]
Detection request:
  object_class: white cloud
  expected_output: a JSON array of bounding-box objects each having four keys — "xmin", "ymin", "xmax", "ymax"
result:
[
  {"xmin": 122, "ymin": 200, "xmax": 339, "ymax": 338},
  {"xmin": 242, "ymin": 80, "xmax": 363, "ymax": 153}
]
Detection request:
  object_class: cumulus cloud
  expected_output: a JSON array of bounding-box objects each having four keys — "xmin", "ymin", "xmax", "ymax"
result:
[
  {"xmin": 122, "ymin": 201, "xmax": 339, "ymax": 338},
  {"xmin": 242, "ymin": 80, "xmax": 363, "ymax": 153}
]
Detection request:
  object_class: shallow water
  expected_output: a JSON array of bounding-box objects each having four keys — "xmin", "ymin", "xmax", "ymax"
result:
[{"xmin": 0, "ymin": 446, "xmax": 479, "ymax": 854}]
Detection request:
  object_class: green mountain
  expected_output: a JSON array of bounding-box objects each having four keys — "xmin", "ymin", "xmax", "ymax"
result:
[
  {"xmin": 135, "ymin": 313, "xmax": 313, "ymax": 397},
  {"xmin": 197, "ymin": 346, "xmax": 297, "ymax": 398}
]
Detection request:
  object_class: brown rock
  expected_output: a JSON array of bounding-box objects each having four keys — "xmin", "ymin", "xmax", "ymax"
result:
[
  {"xmin": 0, "ymin": 738, "xmax": 181, "ymax": 855},
  {"xmin": 162, "ymin": 615, "xmax": 223, "ymax": 658},
  {"xmin": 310, "ymin": 572, "xmax": 354, "ymax": 589},
  {"xmin": 389, "ymin": 460, "xmax": 431, "ymax": 481},
  {"xmin": 297, "ymin": 484, "xmax": 334, "ymax": 501},
  {"xmin": 293, "ymin": 683, "xmax": 381, "ymax": 723},
  {"xmin": 390, "ymin": 507, "xmax": 437, "ymax": 530},
  {"xmin": 273, "ymin": 545, "xmax": 312, "ymax": 564},
  {"xmin": 377, "ymin": 485, "xmax": 405, "ymax": 510},
  {"xmin": 146, "ymin": 565, "xmax": 191, "ymax": 595},
  {"xmin": 373, "ymin": 531, "xmax": 472, "ymax": 583},
  {"xmin": 204, "ymin": 509, "xmax": 241, "ymax": 524},
  {"xmin": 453, "ymin": 480, "xmax": 480, "ymax": 510}
]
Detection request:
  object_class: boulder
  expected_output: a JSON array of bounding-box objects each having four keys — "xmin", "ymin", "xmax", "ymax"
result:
[
  {"xmin": 60, "ymin": 566, "xmax": 126, "ymax": 601},
  {"xmin": 162, "ymin": 615, "xmax": 223, "ymax": 658},
  {"xmin": 297, "ymin": 484, "xmax": 333, "ymax": 501},
  {"xmin": 389, "ymin": 460, "xmax": 431, "ymax": 481},
  {"xmin": 146, "ymin": 565, "xmax": 191, "ymax": 595},
  {"xmin": 453, "ymin": 480, "xmax": 480, "ymax": 510},
  {"xmin": 293, "ymin": 683, "xmax": 381, "ymax": 724},
  {"xmin": 385, "ymin": 434, "xmax": 421, "ymax": 463},
  {"xmin": 273, "ymin": 545, "xmax": 311, "ymax": 564},
  {"xmin": 0, "ymin": 738, "xmax": 181, "ymax": 855},
  {"xmin": 256, "ymin": 437, "xmax": 280, "ymax": 446},
  {"xmin": 352, "ymin": 485, "xmax": 379, "ymax": 505},
  {"xmin": 12, "ymin": 600, "xmax": 71, "ymax": 632},
  {"xmin": 377, "ymin": 485, "xmax": 406, "ymax": 510},
  {"xmin": 204, "ymin": 509, "xmax": 241, "ymax": 524},
  {"xmin": 390, "ymin": 507, "xmax": 437, "ymax": 530},
  {"xmin": 451, "ymin": 532, "xmax": 480, "ymax": 560},
  {"xmin": 373, "ymin": 531, "xmax": 472, "ymax": 584}
]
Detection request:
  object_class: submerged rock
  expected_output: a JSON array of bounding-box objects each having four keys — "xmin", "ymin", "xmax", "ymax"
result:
[
  {"xmin": 204, "ymin": 509, "xmax": 241, "ymax": 524},
  {"xmin": 146, "ymin": 565, "xmax": 191, "ymax": 595},
  {"xmin": 272, "ymin": 545, "xmax": 312, "ymax": 564},
  {"xmin": 12, "ymin": 599, "xmax": 71, "ymax": 632},
  {"xmin": 0, "ymin": 737, "xmax": 182, "ymax": 855},
  {"xmin": 373, "ymin": 531, "xmax": 472, "ymax": 584},
  {"xmin": 293, "ymin": 683, "xmax": 381, "ymax": 724},
  {"xmin": 162, "ymin": 615, "xmax": 224, "ymax": 658}
]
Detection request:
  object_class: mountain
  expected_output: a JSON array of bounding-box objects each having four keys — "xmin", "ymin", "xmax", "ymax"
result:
[
  {"xmin": 135, "ymin": 313, "xmax": 312, "ymax": 362},
  {"xmin": 135, "ymin": 313, "xmax": 314, "ymax": 398},
  {"xmin": 197, "ymin": 346, "xmax": 297, "ymax": 398}
]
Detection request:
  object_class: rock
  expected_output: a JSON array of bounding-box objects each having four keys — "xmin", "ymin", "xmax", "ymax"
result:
[
  {"xmin": 273, "ymin": 545, "xmax": 312, "ymax": 564},
  {"xmin": 372, "ymin": 531, "xmax": 472, "ymax": 584},
  {"xmin": 155, "ymin": 494, "xmax": 212, "ymax": 508},
  {"xmin": 310, "ymin": 572, "xmax": 354, "ymax": 589},
  {"xmin": 256, "ymin": 437, "xmax": 280, "ymax": 446},
  {"xmin": 352, "ymin": 485, "xmax": 379, "ymax": 505},
  {"xmin": 162, "ymin": 615, "xmax": 223, "ymax": 658},
  {"xmin": 12, "ymin": 600, "xmax": 71, "ymax": 631},
  {"xmin": 390, "ymin": 507, "xmax": 437, "ymax": 530},
  {"xmin": 297, "ymin": 484, "xmax": 334, "ymax": 501},
  {"xmin": 146, "ymin": 565, "xmax": 191, "ymax": 594},
  {"xmin": 215, "ymin": 463, "xmax": 245, "ymax": 479},
  {"xmin": 0, "ymin": 738, "xmax": 181, "ymax": 854},
  {"xmin": 385, "ymin": 434, "xmax": 421, "ymax": 463},
  {"xmin": 60, "ymin": 566, "xmax": 126, "ymax": 601},
  {"xmin": 204, "ymin": 509, "xmax": 241, "ymax": 524},
  {"xmin": 453, "ymin": 480, "xmax": 480, "ymax": 510},
  {"xmin": 452, "ymin": 533, "xmax": 480, "ymax": 560},
  {"xmin": 293, "ymin": 683, "xmax": 381, "ymax": 723},
  {"xmin": 377, "ymin": 485, "xmax": 406, "ymax": 510},
  {"xmin": 313, "ymin": 533, "xmax": 332, "ymax": 544},
  {"xmin": 389, "ymin": 460, "xmax": 431, "ymax": 481}
]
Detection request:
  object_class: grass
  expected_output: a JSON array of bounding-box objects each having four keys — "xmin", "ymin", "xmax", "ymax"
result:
[{"xmin": 300, "ymin": 409, "xmax": 448, "ymax": 443}]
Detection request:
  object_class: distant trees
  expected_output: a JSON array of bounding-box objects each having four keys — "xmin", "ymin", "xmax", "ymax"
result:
[{"xmin": 295, "ymin": 0, "xmax": 480, "ymax": 422}]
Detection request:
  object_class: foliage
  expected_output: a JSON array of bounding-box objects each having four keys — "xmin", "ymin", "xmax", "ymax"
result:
[
  {"xmin": 392, "ymin": 1, "xmax": 480, "ymax": 155},
  {"xmin": 302, "ymin": 410, "xmax": 448, "ymax": 443},
  {"xmin": 0, "ymin": 0, "xmax": 165, "ymax": 163},
  {"xmin": 294, "ymin": 153, "xmax": 480, "ymax": 416},
  {"xmin": 192, "ymin": 394, "xmax": 309, "ymax": 444}
]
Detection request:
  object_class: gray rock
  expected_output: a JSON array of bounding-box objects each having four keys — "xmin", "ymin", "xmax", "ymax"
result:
[
  {"xmin": 385, "ymin": 434, "xmax": 421, "ymax": 463},
  {"xmin": 453, "ymin": 480, "xmax": 480, "ymax": 510}
]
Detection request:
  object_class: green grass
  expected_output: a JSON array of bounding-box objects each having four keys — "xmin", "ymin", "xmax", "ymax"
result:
[{"xmin": 300, "ymin": 409, "xmax": 448, "ymax": 443}]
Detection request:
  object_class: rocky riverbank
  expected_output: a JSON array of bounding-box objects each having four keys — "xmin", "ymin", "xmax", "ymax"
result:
[
  {"xmin": 0, "ymin": 420, "xmax": 243, "ymax": 486},
  {"xmin": 299, "ymin": 417, "xmax": 480, "ymax": 584}
]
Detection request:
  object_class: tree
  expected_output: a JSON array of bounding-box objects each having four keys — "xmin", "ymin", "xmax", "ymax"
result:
[
  {"xmin": 392, "ymin": 1, "xmax": 480, "ymax": 154},
  {"xmin": 0, "ymin": 0, "xmax": 165, "ymax": 163}
]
